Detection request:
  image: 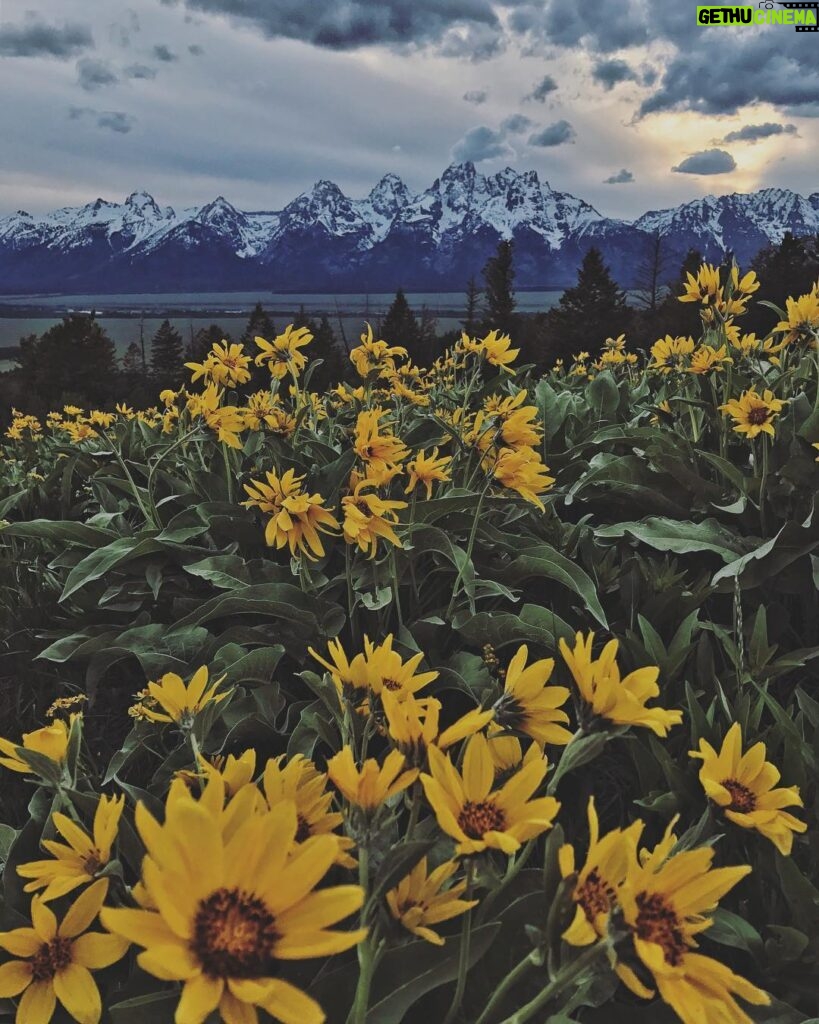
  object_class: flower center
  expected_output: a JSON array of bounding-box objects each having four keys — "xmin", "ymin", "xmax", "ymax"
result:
[
  {"xmin": 192, "ymin": 887, "xmax": 279, "ymax": 979},
  {"xmin": 576, "ymin": 868, "xmax": 616, "ymax": 923},
  {"xmin": 83, "ymin": 851, "xmax": 104, "ymax": 875},
  {"xmin": 747, "ymin": 406, "xmax": 769, "ymax": 425},
  {"xmin": 458, "ymin": 800, "xmax": 506, "ymax": 839},
  {"xmin": 295, "ymin": 814, "xmax": 311, "ymax": 843},
  {"xmin": 31, "ymin": 938, "xmax": 74, "ymax": 981},
  {"xmin": 721, "ymin": 778, "xmax": 757, "ymax": 813},
  {"xmin": 634, "ymin": 892, "xmax": 687, "ymax": 966},
  {"xmin": 381, "ymin": 678, "xmax": 402, "ymax": 692}
]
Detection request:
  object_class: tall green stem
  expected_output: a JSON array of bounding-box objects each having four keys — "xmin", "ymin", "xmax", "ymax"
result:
[
  {"xmin": 758, "ymin": 433, "xmax": 770, "ymax": 538},
  {"xmin": 442, "ymin": 859, "xmax": 476, "ymax": 1024},
  {"xmin": 445, "ymin": 485, "xmax": 488, "ymax": 620},
  {"xmin": 349, "ymin": 845, "xmax": 374, "ymax": 1024},
  {"xmin": 498, "ymin": 943, "xmax": 606, "ymax": 1024},
  {"xmin": 474, "ymin": 950, "xmax": 537, "ymax": 1024}
]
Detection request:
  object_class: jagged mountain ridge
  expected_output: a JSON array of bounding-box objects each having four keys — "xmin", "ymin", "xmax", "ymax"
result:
[{"xmin": 1, "ymin": 164, "xmax": 817, "ymax": 293}]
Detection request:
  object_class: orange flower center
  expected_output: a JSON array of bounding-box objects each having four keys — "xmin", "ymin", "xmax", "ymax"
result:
[
  {"xmin": 192, "ymin": 888, "xmax": 279, "ymax": 979},
  {"xmin": 634, "ymin": 892, "xmax": 687, "ymax": 966},
  {"xmin": 747, "ymin": 406, "xmax": 770, "ymax": 426},
  {"xmin": 722, "ymin": 778, "xmax": 757, "ymax": 813},
  {"xmin": 381, "ymin": 678, "xmax": 402, "ymax": 692},
  {"xmin": 83, "ymin": 851, "xmax": 104, "ymax": 875},
  {"xmin": 31, "ymin": 937, "xmax": 73, "ymax": 981},
  {"xmin": 576, "ymin": 868, "xmax": 616, "ymax": 922},
  {"xmin": 458, "ymin": 800, "xmax": 506, "ymax": 839}
]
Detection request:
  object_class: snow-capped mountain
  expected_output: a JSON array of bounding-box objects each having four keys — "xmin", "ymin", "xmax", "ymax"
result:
[{"xmin": 1, "ymin": 163, "xmax": 817, "ymax": 293}]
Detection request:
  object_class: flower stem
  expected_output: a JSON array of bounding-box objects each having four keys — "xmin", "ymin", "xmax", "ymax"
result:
[
  {"xmin": 498, "ymin": 943, "xmax": 606, "ymax": 1024},
  {"xmin": 445, "ymin": 485, "xmax": 488, "ymax": 619},
  {"xmin": 442, "ymin": 858, "xmax": 476, "ymax": 1024},
  {"xmin": 758, "ymin": 433, "xmax": 770, "ymax": 538},
  {"xmin": 473, "ymin": 950, "xmax": 538, "ymax": 1024},
  {"xmin": 405, "ymin": 781, "xmax": 422, "ymax": 841},
  {"xmin": 349, "ymin": 845, "xmax": 374, "ymax": 1024}
]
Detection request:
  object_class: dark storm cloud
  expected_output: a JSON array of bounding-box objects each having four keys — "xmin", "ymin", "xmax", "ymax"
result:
[
  {"xmin": 124, "ymin": 63, "xmax": 156, "ymax": 79},
  {"xmin": 592, "ymin": 58, "xmax": 638, "ymax": 91},
  {"xmin": 77, "ymin": 58, "xmax": 119, "ymax": 90},
  {"xmin": 603, "ymin": 168, "xmax": 634, "ymax": 184},
  {"xmin": 525, "ymin": 74, "xmax": 558, "ymax": 102},
  {"xmin": 501, "ymin": 113, "xmax": 533, "ymax": 133},
  {"xmin": 721, "ymin": 122, "xmax": 797, "ymax": 144},
  {"xmin": 527, "ymin": 119, "xmax": 574, "ymax": 146},
  {"xmin": 0, "ymin": 18, "xmax": 93, "ymax": 58},
  {"xmin": 451, "ymin": 125, "xmax": 514, "ymax": 161},
  {"xmin": 152, "ymin": 44, "xmax": 178, "ymax": 62},
  {"xmin": 463, "ymin": 89, "xmax": 488, "ymax": 104},
  {"xmin": 672, "ymin": 149, "xmax": 736, "ymax": 175},
  {"xmin": 785, "ymin": 102, "xmax": 819, "ymax": 117},
  {"xmin": 509, "ymin": 0, "xmax": 648, "ymax": 53},
  {"xmin": 165, "ymin": 0, "xmax": 506, "ymax": 55}
]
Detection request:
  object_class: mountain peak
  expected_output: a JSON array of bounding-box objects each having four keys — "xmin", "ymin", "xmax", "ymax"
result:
[{"xmin": 125, "ymin": 190, "xmax": 160, "ymax": 211}]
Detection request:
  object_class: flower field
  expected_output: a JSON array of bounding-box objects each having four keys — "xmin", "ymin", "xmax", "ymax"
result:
[{"xmin": 0, "ymin": 265, "xmax": 817, "ymax": 1024}]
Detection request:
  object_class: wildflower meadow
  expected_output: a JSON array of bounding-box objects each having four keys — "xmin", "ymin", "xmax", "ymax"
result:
[{"xmin": 0, "ymin": 264, "xmax": 817, "ymax": 1024}]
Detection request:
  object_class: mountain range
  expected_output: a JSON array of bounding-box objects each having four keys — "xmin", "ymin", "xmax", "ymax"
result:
[{"xmin": 1, "ymin": 162, "xmax": 818, "ymax": 294}]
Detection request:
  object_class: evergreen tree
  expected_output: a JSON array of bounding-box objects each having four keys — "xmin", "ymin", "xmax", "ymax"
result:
[
  {"xmin": 633, "ymin": 248, "xmax": 705, "ymax": 349},
  {"xmin": 462, "ymin": 275, "xmax": 481, "ymax": 336},
  {"xmin": 381, "ymin": 289, "xmax": 420, "ymax": 351},
  {"xmin": 748, "ymin": 232, "xmax": 819, "ymax": 336},
  {"xmin": 15, "ymin": 315, "xmax": 117, "ymax": 411},
  {"xmin": 240, "ymin": 302, "xmax": 276, "ymax": 346},
  {"xmin": 120, "ymin": 342, "xmax": 153, "ymax": 408},
  {"xmin": 481, "ymin": 240, "xmax": 517, "ymax": 336},
  {"xmin": 150, "ymin": 320, "xmax": 184, "ymax": 385},
  {"xmin": 309, "ymin": 314, "xmax": 349, "ymax": 391},
  {"xmin": 634, "ymin": 231, "xmax": 671, "ymax": 312},
  {"xmin": 542, "ymin": 248, "xmax": 631, "ymax": 365},
  {"xmin": 185, "ymin": 324, "xmax": 231, "ymax": 364},
  {"xmin": 416, "ymin": 306, "xmax": 439, "ymax": 367}
]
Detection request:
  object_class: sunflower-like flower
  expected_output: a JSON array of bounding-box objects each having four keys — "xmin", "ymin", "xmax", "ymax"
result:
[
  {"xmin": 353, "ymin": 408, "xmax": 409, "ymax": 483},
  {"xmin": 326, "ymin": 748, "xmax": 418, "ymax": 813},
  {"xmin": 364, "ymin": 634, "xmax": 438, "ymax": 702},
  {"xmin": 420, "ymin": 733, "xmax": 559, "ymax": 856},
  {"xmin": 773, "ymin": 285, "xmax": 819, "ymax": 346},
  {"xmin": 186, "ymin": 342, "xmax": 251, "ymax": 388},
  {"xmin": 102, "ymin": 785, "xmax": 365, "ymax": 1024},
  {"xmin": 559, "ymin": 797, "xmax": 644, "ymax": 946},
  {"xmin": 559, "ymin": 632, "xmax": 682, "ymax": 737},
  {"xmin": 349, "ymin": 324, "xmax": 407, "ymax": 378},
  {"xmin": 460, "ymin": 330, "xmax": 520, "ymax": 372},
  {"xmin": 189, "ymin": 384, "xmax": 247, "ymax": 449},
  {"xmin": 341, "ymin": 481, "xmax": 406, "ymax": 558},
  {"xmin": 242, "ymin": 391, "xmax": 281, "ymax": 431},
  {"xmin": 263, "ymin": 754, "xmax": 355, "ymax": 866},
  {"xmin": 17, "ymin": 795, "xmax": 124, "ymax": 903},
  {"xmin": 688, "ymin": 344, "xmax": 731, "ymax": 375},
  {"xmin": 728, "ymin": 329, "xmax": 784, "ymax": 363},
  {"xmin": 0, "ymin": 880, "xmax": 128, "ymax": 1024},
  {"xmin": 678, "ymin": 263, "xmax": 722, "ymax": 306},
  {"xmin": 649, "ymin": 336, "xmax": 695, "ymax": 373},
  {"xmin": 382, "ymin": 692, "xmax": 493, "ymax": 766},
  {"xmin": 404, "ymin": 448, "xmax": 452, "ymax": 499},
  {"xmin": 491, "ymin": 645, "xmax": 572, "ymax": 746},
  {"xmin": 140, "ymin": 666, "xmax": 230, "ymax": 728},
  {"xmin": 719, "ymin": 388, "xmax": 785, "ymax": 439},
  {"xmin": 689, "ymin": 723, "xmax": 806, "ymax": 855},
  {"xmin": 616, "ymin": 832, "xmax": 770, "ymax": 1024},
  {"xmin": 489, "ymin": 446, "xmax": 555, "ymax": 510},
  {"xmin": 177, "ymin": 750, "xmax": 258, "ymax": 798},
  {"xmin": 485, "ymin": 723, "xmax": 543, "ymax": 779},
  {"xmin": 0, "ymin": 716, "xmax": 76, "ymax": 775},
  {"xmin": 242, "ymin": 468, "xmax": 340, "ymax": 561},
  {"xmin": 386, "ymin": 858, "xmax": 477, "ymax": 946},
  {"xmin": 254, "ymin": 326, "xmax": 313, "ymax": 379},
  {"xmin": 308, "ymin": 638, "xmax": 371, "ymax": 701}
]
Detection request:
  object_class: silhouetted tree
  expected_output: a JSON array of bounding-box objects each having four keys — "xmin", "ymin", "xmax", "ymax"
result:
[
  {"xmin": 382, "ymin": 289, "xmax": 420, "ymax": 350},
  {"xmin": 748, "ymin": 232, "xmax": 819, "ymax": 336},
  {"xmin": 481, "ymin": 240, "xmax": 517, "ymax": 336},
  {"xmin": 634, "ymin": 231, "xmax": 671, "ymax": 312},
  {"xmin": 150, "ymin": 320, "xmax": 184, "ymax": 385},
  {"xmin": 184, "ymin": 323, "xmax": 231, "ymax": 364},
  {"xmin": 462, "ymin": 275, "xmax": 481, "ymax": 336},
  {"xmin": 240, "ymin": 302, "xmax": 276, "ymax": 346}
]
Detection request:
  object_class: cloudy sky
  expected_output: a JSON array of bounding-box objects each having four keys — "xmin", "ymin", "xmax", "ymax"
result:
[{"xmin": 0, "ymin": 0, "xmax": 817, "ymax": 219}]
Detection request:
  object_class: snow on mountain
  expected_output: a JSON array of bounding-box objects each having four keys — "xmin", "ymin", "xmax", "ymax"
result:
[{"xmin": 1, "ymin": 167, "xmax": 817, "ymax": 293}]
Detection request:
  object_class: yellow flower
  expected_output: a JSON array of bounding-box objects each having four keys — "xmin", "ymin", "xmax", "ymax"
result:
[
  {"xmin": 263, "ymin": 754, "xmax": 355, "ymax": 866},
  {"xmin": 386, "ymin": 858, "xmax": 477, "ymax": 945},
  {"xmin": 690, "ymin": 723, "xmax": 806, "ymax": 855},
  {"xmin": 254, "ymin": 325, "xmax": 313, "ymax": 379},
  {"xmin": 0, "ymin": 880, "xmax": 128, "ymax": 1024},
  {"xmin": 349, "ymin": 324, "xmax": 407, "ymax": 378},
  {"xmin": 242, "ymin": 391, "xmax": 280, "ymax": 431},
  {"xmin": 728, "ymin": 330, "xmax": 784, "ymax": 362},
  {"xmin": 559, "ymin": 797, "xmax": 644, "ymax": 946},
  {"xmin": 142, "ymin": 666, "xmax": 230, "ymax": 726},
  {"xmin": 63, "ymin": 422, "xmax": 97, "ymax": 444},
  {"xmin": 490, "ymin": 446, "xmax": 554, "ymax": 510},
  {"xmin": 719, "ymin": 388, "xmax": 785, "ymax": 439},
  {"xmin": 308, "ymin": 638, "xmax": 371, "ymax": 701},
  {"xmin": 774, "ymin": 285, "xmax": 819, "ymax": 346},
  {"xmin": 159, "ymin": 388, "xmax": 177, "ymax": 407},
  {"xmin": 420, "ymin": 733, "xmax": 559, "ymax": 856},
  {"xmin": 363, "ymin": 634, "xmax": 438, "ymax": 702},
  {"xmin": 102, "ymin": 785, "xmax": 365, "ymax": 1024},
  {"xmin": 678, "ymin": 263, "xmax": 722, "ymax": 305},
  {"xmin": 688, "ymin": 344, "xmax": 730, "ymax": 375},
  {"xmin": 0, "ymin": 717, "xmax": 75, "ymax": 775},
  {"xmin": 341, "ymin": 481, "xmax": 406, "ymax": 558},
  {"xmin": 190, "ymin": 384, "xmax": 247, "ymax": 449},
  {"xmin": 185, "ymin": 750, "xmax": 257, "ymax": 798},
  {"xmin": 186, "ymin": 342, "xmax": 251, "ymax": 388},
  {"xmin": 353, "ymin": 408, "xmax": 409, "ymax": 480},
  {"xmin": 649, "ymin": 336, "xmax": 695, "ymax": 373},
  {"xmin": 460, "ymin": 330, "xmax": 519, "ymax": 371},
  {"xmin": 242, "ymin": 468, "xmax": 340, "ymax": 561},
  {"xmin": 382, "ymin": 692, "xmax": 493, "ymax": 766},
  {"xmin": 559, "ymin": 632, "xmax": 682, "ymax": 737},
  {"xmin": 491, "ymin": 645, "xmax": 572, "ymax": 746},
  {"xmin": 404, "ymin": 448, "xmax": 452, "ymax": 499},
  {"xmin": 485, "ymin": 723, "xmax": 542, "ymax": 778},
  {"xmin": 326, "ymin": 747, "xmax": 418, "ymax": 812},
  {"xmin": 17, "ymin": 795, "xmax": 125, "ymax": 902},
  {"xmin": 617, "ymin": 838, "xmax": 769, "ymax": 1024}
]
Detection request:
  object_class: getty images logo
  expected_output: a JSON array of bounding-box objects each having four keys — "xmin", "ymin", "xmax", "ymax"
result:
[{"xmin": 696, "ymin": 2, "xmax": 819, "ymax": 29}]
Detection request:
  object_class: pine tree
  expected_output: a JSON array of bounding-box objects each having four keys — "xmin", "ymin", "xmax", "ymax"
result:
[
  {"xmin": 481, "ymin": 240, "xmax": 517, "ymax": 336},
  {"xmin": 240, "ymin": 302, "xmax": 276, "ymax": 346},
  {"xmin": 462, "ymin": 275, "xmax": 481, "ymax": 336},
  {"xmin": 150, "ymin": 320, "xmax": 184, "ymax": 384},
  {"xmin": 543, "ymin": 248, "xmax": 631, "ymax": 364},
  {"xmin": 634, "ymin": 231, "xmax": 671, "ymax": 312},
  {"xmin": 381, "ymin": 289, "xmax": 420, "ymax": 351},
  {"xmin": 309, "ymin": 314, "xmax": 348, "ymax": 391},
  {"xmin": 748, "ymin": 232, "xmax": 819, "ymax": 336},
  {"xmin": 185, "ymin": 324, "xmax": 231, "ymax": 364},
  {"xmin": 122, "ymin": 342, "xmax": 145, "ymax": 375},
  {"xmin": 416, "ymin": 306, "xmax": 439, "ymax": 367}
]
